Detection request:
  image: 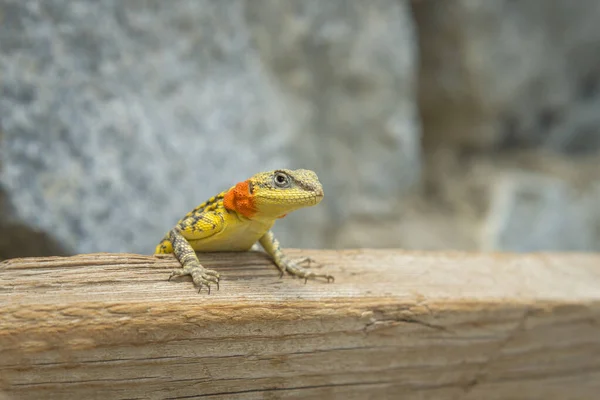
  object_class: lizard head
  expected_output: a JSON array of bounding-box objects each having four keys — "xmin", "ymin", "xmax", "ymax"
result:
[{"xmin": 223, "ymin": 169, "xmax": 324, "ymax": 220}]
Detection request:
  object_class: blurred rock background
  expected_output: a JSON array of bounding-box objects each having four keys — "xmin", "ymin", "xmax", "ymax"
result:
[{"xmin": 1, "ymin": 0, "xmax": 599, "ymax": 259}]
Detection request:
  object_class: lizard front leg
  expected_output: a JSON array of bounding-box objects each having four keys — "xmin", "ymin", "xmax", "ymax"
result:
[
  {"xmin": 259, "ymin": 230, "xmax": 334, "ymax": 283},
  {"xmin": 167, "ymin": 228, "xmax": 220, "ymax": 293}
]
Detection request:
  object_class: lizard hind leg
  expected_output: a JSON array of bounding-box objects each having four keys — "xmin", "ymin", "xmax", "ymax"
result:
[{"xmin": 167, "ymin": 228, "xmax": 220, "ymax": 294}]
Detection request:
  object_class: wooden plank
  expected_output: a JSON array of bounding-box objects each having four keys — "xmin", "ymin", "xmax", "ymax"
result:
[{"xmin": 1, "ymin": 249, "xmax": 600, "ymax": 399}]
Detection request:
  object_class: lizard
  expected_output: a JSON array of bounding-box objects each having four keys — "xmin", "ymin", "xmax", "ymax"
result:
[{"xmin": 155, "ymin": 169, "xmax": 334, "ymax": 293}]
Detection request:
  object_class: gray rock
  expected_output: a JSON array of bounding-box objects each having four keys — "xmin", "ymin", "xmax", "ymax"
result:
[
  {"xmin": 414, "ymin": 0, "xmax": 600, "ymax": 152},
  {"xmin": 483, "ymin": 173, "xmax": 598, "ymax": 252},
  {"xmin": 411, "ymin": 0, "xmax": 600, "ymax": 253},
  {"xmin": 246, "ymin": 0, "xmax": 420, "ymax": 247},
  {"xmin": 0, "ymin": 0, "xmax": 419, "ymax": 257}
]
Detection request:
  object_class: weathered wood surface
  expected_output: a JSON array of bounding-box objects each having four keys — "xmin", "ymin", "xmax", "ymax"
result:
[{"xmin": 1, "ymin": 249, "xmax": 600, "ymax": 400}]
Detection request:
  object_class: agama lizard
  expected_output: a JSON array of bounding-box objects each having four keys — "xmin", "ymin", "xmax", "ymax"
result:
[{"xmin": 155, "ymin": 169, "xmax": 334, "ymax": 293}]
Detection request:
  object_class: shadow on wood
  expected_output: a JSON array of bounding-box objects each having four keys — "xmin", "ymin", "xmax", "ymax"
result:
[{"xmin": 1, "ymin": 250, "xmax": 600, "ymax": 399}]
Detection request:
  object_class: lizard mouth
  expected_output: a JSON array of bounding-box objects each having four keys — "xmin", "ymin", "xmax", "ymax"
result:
[{"xmin": 313, "ymin": 193, "xmax": 324, "ymax": 205}]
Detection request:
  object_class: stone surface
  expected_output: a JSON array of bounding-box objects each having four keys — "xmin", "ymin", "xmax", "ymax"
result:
[
  {"xmin": 0, "ymin": 0, "xmax": 419, "ymax": 257},
  {"xmin": 334, "ymin": 151, "xmax": 600, "ymax": 253},
  {"xmin": 483, "ymin": 171, "xmax": 598, "ymax": 252},
  {"xmin": 246, "ymin": 0, "xmax": 420, "ymax": 246},
  {"xmin": 414, "ymin": 0, "xmax": 600, "ymax": 153},
  {"xmin": 411, "ymin": 0, "xmax": 600, "ymax": 252},
  {"xmin": 2, "ymin": 0, "xmax": 599, "ymax": 258}
]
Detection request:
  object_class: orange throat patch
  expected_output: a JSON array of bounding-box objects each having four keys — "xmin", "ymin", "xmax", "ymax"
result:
[{"xmin": 223, "ymin": 180, "xmax": 257, "ymax": 218}]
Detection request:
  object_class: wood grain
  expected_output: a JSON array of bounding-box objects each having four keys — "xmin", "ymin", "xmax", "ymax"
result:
[{"xmin": 1, "ymin": 249, "xmax": 600, "ymax": 399}]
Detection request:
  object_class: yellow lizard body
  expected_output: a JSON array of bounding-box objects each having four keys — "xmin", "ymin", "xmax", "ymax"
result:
[{"xmin": 155, "ymin": 169, "xmax": 333, "ymax": 293}]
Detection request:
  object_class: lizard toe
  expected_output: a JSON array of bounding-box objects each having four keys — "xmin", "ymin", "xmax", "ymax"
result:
[
  {"xmin": 283, "ymin": 261, "xmax": 334, "ymax": 284},
  {"xmin": 294, "ymin": 257, "xmax": 318, "ymax": 267},
  {"xmin": 303, "ymin": 272, "xmax": 335, "ymax": 284},
  {"xmin": 168, "ymin": 269, "xmax": 189, "ymax": 281},
  {"xmin": 202, "ymin": 268, "xmax": 221, "ymax": 278},
  {"xmin": 190, "ymin": 269, "xmax": 220, "ymax": 294}
]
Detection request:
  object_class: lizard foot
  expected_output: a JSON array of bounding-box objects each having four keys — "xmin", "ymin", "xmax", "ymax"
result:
[
  {"xmin": 294, "ymin": 256, "xmax": 317, "ymax": 267},
  {"xmin": 282, "ymin": 260, "xmax": 334, "ymax": 284},
  {"xmin": 169, "ymin": 265, "xmax": 220, "ymax": 294}
]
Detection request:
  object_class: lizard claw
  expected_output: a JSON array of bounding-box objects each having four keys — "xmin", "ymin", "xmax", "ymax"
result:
[
  {"xmin": 198, "ymin": 283, "xmax": 213, "ymax": 295},
  {"xmin": 303, "ymin": 272, "xmax": 335, "ymax": 284},
  {"xmin": 282, "ymin": 259, "xmax": 334, "ymax": 284},
  {"xmin": 169, "ymin": 265, "xmax": 221, "ymax": 295}
]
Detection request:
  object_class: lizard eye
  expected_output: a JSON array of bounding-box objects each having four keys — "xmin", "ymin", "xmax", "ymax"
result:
[{"xmin": 274, "ymin": 172, "xmax": 291, "ymax": 188}]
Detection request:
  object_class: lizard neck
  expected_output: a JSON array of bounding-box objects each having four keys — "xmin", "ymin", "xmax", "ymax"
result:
[{"xmin": 223, "ymin": 180, "xmax": 257, "ymax": 219}]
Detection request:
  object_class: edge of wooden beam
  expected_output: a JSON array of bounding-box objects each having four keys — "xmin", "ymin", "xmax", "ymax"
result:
[{"xmin": 1, "ymin": 250, "xmax": 600, "ymax": 399}]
